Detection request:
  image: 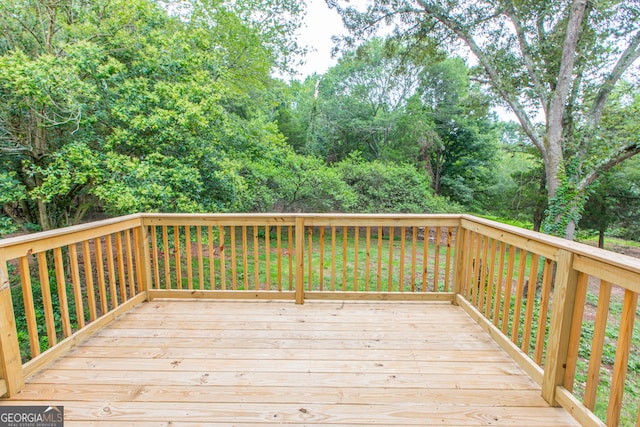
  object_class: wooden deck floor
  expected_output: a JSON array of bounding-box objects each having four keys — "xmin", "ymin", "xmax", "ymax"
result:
[{"xmin": 2, "ymin": 299, "xmax": 580, "ymax": 426}]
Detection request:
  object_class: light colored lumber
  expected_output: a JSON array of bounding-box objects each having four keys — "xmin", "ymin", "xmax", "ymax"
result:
[
  {"xmin": 305, "ymin": 291, "xmax": 454, "ymax": 301},
  {"xmin": 1, "ymin": 401, "xmax": 579, "ymax": 425},
  {"xmin": 0, "ymin": 259, "xmax": 24, "ymax": 396},
  {"xmin": 295, "ymin": 218, "xmax": 304, "ymax": 303},
  {"xmin": 457, "ymin": 295, "xmax": 543, "ymax": 385},
  {"xmin": 18, "ymin": 256, "xmax": 40, "ymax": 357},
  {"xmin": 583, "ymin": 280, "xmax": 612, "ymax": 410},
  {"xmin": 563, "ymin": 271, "xmax": 588, "ymax": 392},
  {"xmin": 555, "ymin": 386, "xmax": 607, "ymax": 427},
  {"xmin": 36, "ymin": 252, "xmax": 56, "ymax": 347},
  {"xmin": 22, "ymin": 293, "xmax": 146, "ymax": 378},
  {"xmin": 606, "ymin": 289, "xmax": 638, "ymax": 427},
  {"xmin": 0, "ymin": 215, "xmax": 142, "ymax": 260},
  {"xmin": 147, "ymin": 290, "xmax": 295, "ymax": 300},
  {"xmin": 573, "ymin": 253, "xmax": 640, "ymax": 294},
  {"xmin": 542, "ymin": 249, "xmax": 580, "ymax": 405}
]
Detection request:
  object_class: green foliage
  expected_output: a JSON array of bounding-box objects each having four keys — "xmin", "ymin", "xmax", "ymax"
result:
[
  {"xmin": 542, "ymin": 165, "xmax": 588, "ymax": 237},
  {"xmin": 243, "ymin": 146, "xmax": 356, "ymax": 212},
  {"xmin": 337, "ymin": 154, "xmax": 456, "ymax": 213},
  {"xmin": 0, "ymin": 0, "xmax": 306, "ymax": 231}
]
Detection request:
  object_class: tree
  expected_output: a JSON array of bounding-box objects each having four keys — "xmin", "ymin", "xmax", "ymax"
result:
[
  {"xmin": 336, "ymin": 154, "xmax": 454, "ymax": 213},
  {"xmin": 0, "ymin": 0, "xmax": 305, "ymax": 234},
  {"xmin": 329, "ymin": 0, "xmax": 640, "ymax": 239},
  {"xmin": 579, "ymin": 156, "xmax": 640, "ymax": 247}
]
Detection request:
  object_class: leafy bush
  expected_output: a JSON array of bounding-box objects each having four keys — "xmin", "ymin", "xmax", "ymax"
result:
[
  {"xmin": 336, "ymin": 155, "xmax": 457, "ymax": 213},
  {"xmin": 242, "ymin": 148, "xmax": 356, "ymax": 212}
]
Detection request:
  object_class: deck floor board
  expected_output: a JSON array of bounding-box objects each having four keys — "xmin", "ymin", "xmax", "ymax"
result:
[{"xmin": 2, "ymin": 300, "xmax": 580, "ymax": 426}]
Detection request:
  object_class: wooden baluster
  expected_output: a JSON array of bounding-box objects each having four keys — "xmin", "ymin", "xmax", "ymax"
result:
[
  {"xmin": 82, "ymin": 240, "xmax": 97, "ymax": 321},
  {"xmin": 484, "ymin": 239, "xmax": 497, "ymax": 318},
  {"xmin": 399, "ymin": 227, "xmax": 405, "ymax": 292},
  {"xmin": 276, "ymin": 225, "xmax": 282, "ymax": 291},
  {"xmin": 493, "ymin": 242, "xmax": 506, "ymax": 326},
  {"xmin": 365, "ymin": 227, "xmax": 371, "ymax": 292},
  {"xmin": 53, "ymin": 247, "xmax": 71, "ymax": 337},
  {"xmin": 563, "ymin": 272, "xmax": 588, "ymax": 392},
  {"xmin": 162, "ymin": 226, "xmax": 170, "ymax": 289},
  {"xmin": 230, "ymin": 226, "xmax": 237, "ymax": 290},
  {"xmin": 511, "ymin": 249, "xmax": 529, "ymax": 344},
  {"xmin": 18, "ymin": 256, "xmax": 40, "ymax": 357},
  {"xmin": 500, "ymin": 245, "xmax": 516, "ymax": 335},
  {"xmin": 173, "ymin": 226, "xmax": 182, "ymax": 290},
  {"xmin": 0, "ymin": 258, "xmax": 25, "ymax": 396},
  {"xmin": 354, "ymin": 226, "xmax": 359, "ymax": 291},
  {"xmin": 387, "ymin": 226, "xmax": 394, "ymax": 292},
  {"xmin": 105, "ymin": 234, "xmax": 118, "ymax": 308},
  {"xmin": 342, "ymin": 226, "xmax": 348, "ymax": 291},
  {"xmin": 433, "ymin": 226, "xmax": 441, "ymax": 292},
  {"xmin": 377, "ymin": 226, "xmax": 383, "ymax": 292},
  {"xmin": 331, "ymin": 226, "xmax": 336, "ymax": 292},
  {"xmin": 583, "ymin": 280, "xmax": 612, "ymax": 410},
  {"xmin": 196, "ymin": 226, "xmax": 204, "ymax": 290},
  {"xmin": 254, "ymin": 226, "xmax": 260, "ymax": 290},
  {"xmin": 93, "ymin": 238, "xmax": 107, "ymax": 309},
  {"xmin": 68, "ymin": 244, "xmax": 85, "ymax": 328},
  {"xmin": 208, "ymin": 226, "xmax": 215, "ymax": 290},
  {"xmin": 319, "ymin": 227, "xmax": 324, "ymax": 291},
  {"xmin": 542, "ymin": 249, "xmax": 579, "ymax": 406},
  {"xmin": 444, "ymin": 228, "xmax": 453, "ymax": 292},
  {"xmin": 522, "ymin": 254, "xmax": 540, "ymax": 353},
  {"xmin": 295, "ymin": 218, "xmax": 305, "ymax": 304},
  {"xmin": 219, "ymin": 226, "xmax": 226, "ymax": 290},
  {"xmin": 185, "ymin": 226, "xmax": 193, "ymax": 290},
  {"xmin": 606, "ymin": 289, "xmax": 638, "ymax": 427},
  {"xmin": 308, "ymin": 226, "xmax": 313, "ymax": 291},
  {"xmin": 151, "ymin": 226, "xmax": 160, "ymax": 289},
  {"xmin": 288, "ymin": 226, "xmax": 293, "ymax": 291},
  {"xmin": 265, "ymin": 226, "xmax": 271, "ymax": 290},
  {"xmin": 36, "ymin": 252, "xmax": 56, "ymax": 347},
  {"xmin": 411, "ymin": 227, "xmax": 417, "ymax": 292}
]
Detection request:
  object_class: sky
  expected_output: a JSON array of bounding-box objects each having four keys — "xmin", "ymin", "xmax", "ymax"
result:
[{"xmin": 293, "ymin": 0, "xmax": 347, "ymax": 78}]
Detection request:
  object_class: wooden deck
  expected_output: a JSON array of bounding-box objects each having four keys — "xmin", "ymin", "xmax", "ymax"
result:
[{"xmin": 3, "ymin": 299, "xmax": 580, "ymax": 426}]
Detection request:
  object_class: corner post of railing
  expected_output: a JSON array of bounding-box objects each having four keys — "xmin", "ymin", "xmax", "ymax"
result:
[
  {"xmin": 0, "ymin": 256, "xmax": 25, "ymax": 396},
  {"xmin": 295, "ymin": 217, "xmax": 305, "ymax": 305},
  {"xmin": 542, "ymin": 249, "xmax": 579, "ymax": 406},
  {"xmin": 452, "ymin": 222, "xmax": 468, "ymax": 305},
  {"xmin": 135, "ymin": 216, "xmax": 153, "ymax": 301}
]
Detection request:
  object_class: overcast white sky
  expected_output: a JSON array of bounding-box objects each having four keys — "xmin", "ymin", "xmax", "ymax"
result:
[{"xmin": 293, "ymin": 0, "xmax": 347, "ymax": 78}]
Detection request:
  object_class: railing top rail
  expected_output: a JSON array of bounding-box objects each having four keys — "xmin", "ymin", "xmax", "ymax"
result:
[
  {"xmin": 2, "ymin": 211, "xmax": 639, "ymax": 283},
  {"xmin": 140, "ymin": 212, "xmax": 463, "ymax": 220},
  {"xmin": 0, "ymin": 214, "xmax": 142, "ymax": 261},
  {"xmin": 462, "ymin": 214, "xmax": 640, "ymax": 279}
]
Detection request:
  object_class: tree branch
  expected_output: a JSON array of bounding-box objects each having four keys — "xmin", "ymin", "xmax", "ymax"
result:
[
  {"xmin": 589, "ymin": 30, "xmax": 640, "ymax": 127},
  {"xmin": 578, "ymin": 142, "xmax": 640, "ymax": 191},
  {"xmin": 415, "ymin": 0, "xmax": 545, "ymax": 155},
  {"xmin": 503, "ymin": 1, "xmax": 548, "ymax": 113},
  {"xmin": 547, "ymin": 0, "xmax": 587, "ymax": 151}
]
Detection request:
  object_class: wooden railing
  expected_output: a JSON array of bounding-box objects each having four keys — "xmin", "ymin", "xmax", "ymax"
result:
[{"xmin": 0, "ymin": 213, "xmax": 638, "ymax": 427}]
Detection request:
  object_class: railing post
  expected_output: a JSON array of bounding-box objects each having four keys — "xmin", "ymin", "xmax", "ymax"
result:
[
  {"xmin": 542, "ymin": 249, "xmax": 579, "ymax": 405},
  {"xmin": 135, "ymin": 220, "xmax": 153, "ymax": 301},
  {"xmin": 0, "ymin": 257, "xmax": 25, "ymax": 396},
  {"xmin": 295, "ymin": 217, "xmax": 305, "ymax": 305},
  {"xmin": 452, "ymin": 226, "xmax": 468, "ymax": 304}
]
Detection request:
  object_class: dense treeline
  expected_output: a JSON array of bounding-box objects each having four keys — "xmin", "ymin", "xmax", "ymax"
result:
[{"xmin": 1, "ymin": 0, "xmax": 638, "ymax": 244}]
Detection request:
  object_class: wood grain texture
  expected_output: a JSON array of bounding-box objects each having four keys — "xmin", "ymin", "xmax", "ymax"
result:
[{"xmin": 1, "ymin": 300, "xmax": 579, "ymax": 426}]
